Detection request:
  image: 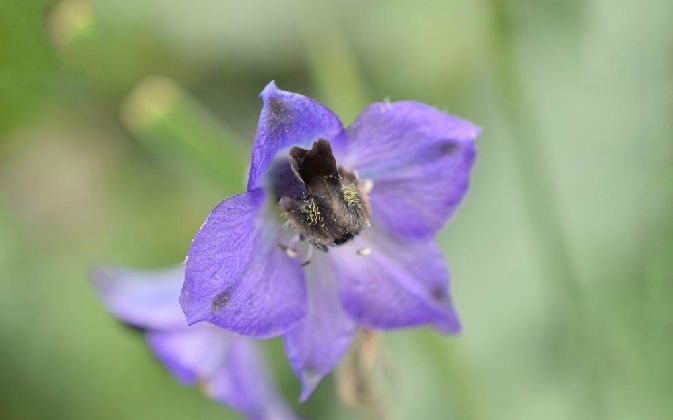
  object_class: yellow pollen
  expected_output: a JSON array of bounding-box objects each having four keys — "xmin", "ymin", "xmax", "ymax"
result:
[
  {"xmin": 341, "ymin": 185, "xmax": 361, "ymax": 208},
  {"xmin": 301, "ymin": 199, "xmax": 321, "ymax": 225}
]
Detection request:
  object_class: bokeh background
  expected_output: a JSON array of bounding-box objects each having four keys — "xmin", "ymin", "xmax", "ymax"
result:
[{"xmin": 1, "ymin": 0, "xmax": 672, "ymax": 419}]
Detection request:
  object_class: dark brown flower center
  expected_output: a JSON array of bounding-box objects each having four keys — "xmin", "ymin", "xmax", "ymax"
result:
[{"xmin": 272, "ymin": 139, "xmax": 371, "ymax": 251}]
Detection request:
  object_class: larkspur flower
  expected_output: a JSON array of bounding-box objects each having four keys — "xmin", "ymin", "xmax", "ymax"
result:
[
  {"xmin": 91, "ymin": 266, "xmax": 297, "ymax": 420},
  {"xmin": 181, "ymin": 81, "xmax": 480, "ymax": 400}
]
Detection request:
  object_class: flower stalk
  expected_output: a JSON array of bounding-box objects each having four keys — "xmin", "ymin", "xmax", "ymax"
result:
[
  {"xmin": 337, "ymin": 329, "xmax": 386, "ymax": 420},
  {"xmin": 121, "ymin": 76, "xmax": 246, "ymax": 189},
  {"xmin": 487, "ymin": 1, "xmax": 604, "ymax": 417}
]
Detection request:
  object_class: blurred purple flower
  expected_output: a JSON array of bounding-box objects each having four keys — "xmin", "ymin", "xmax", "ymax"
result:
[
  {"xmin": 91, "ymin": 266, "xmax": 297, "ymax": 420},
  {"xmin": 181, "ymin": 81, "xmax": 480, "ymax": 400}
]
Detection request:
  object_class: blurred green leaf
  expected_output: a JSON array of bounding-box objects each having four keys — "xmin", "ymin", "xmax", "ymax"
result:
[{"xmin": 0, "ymin": 0, "xmax": 59, "ymax": 139}]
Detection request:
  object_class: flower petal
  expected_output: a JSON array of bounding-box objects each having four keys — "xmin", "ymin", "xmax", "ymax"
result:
[
  {"xmin": 182, "ymin": 189, "xmax": 307, "ymax": 338},
  {"xmin": 207, "ymin": 337, "xmax": 299, "ymax": 420},
  {"xmin": 148, "ymin": 327, "xmax": 297, "ymax": 420},
  {"xmin": 247, "ymin": 81, "xmax": 346, "ymax": 191},
  {"xmin": 283, "ymin": 254, "xmax": 357, "ymax": 402},
  {"xmin": 91, "ymin": 266, "xmax": 186, "ymax": 330},
  {"xmin": 146, "ymin": 323, "xmax": 230, "ymax": 385},
  {"xmin": 330, "ymin": 228, "xmax": 461, "ymax": 333},
  {"xmin": 345, "ymin": 101, "xmax": 479, "ymax": 239}
]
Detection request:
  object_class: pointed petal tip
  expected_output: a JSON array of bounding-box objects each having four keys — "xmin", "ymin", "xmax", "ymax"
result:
[
  {"xmin": 89, "ymin": 263, "xmax": 119, "ymax": 281},
  {"xmin": 470, "ymin": 124, "xmax": 483, "ymax": 139},
  {"xmin": 184, "ymin": 317, "xmax": 203, "ymax": 327},
  {"xmin": 88, "ymin": 265, "xmax": 127, "ymax": 297},
  {"xmin": 467, "ymin": 123, "xmax": 484, "ymax": 141},
  {"xmin": 298, "ymin": 370, "xmax": 323, "ymax": 403},
  {"xmin": 182, "ymin": 306, "xmax": 306, "ymax": 339},
  {"xmin": 435, "ymin": 312, "xmax": 462, "ymax": 335},
  {"xmin": 179, "ymin": 296, "xmax": 205, "ymax": 327},
  {"xmin": 88, "ymin": 264, "xmax": 109, "ymax": 287},
  {"xmin": 260, "ymin": 80, "xmax": 279, "ymax": 99},
  {"xmin": 88, "ymin": 265, "xmax": 117, "ymax": 304}
]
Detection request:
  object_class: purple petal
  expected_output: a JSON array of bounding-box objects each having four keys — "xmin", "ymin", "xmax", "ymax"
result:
[
  {"xmin": 330, "ymin": 228, "xmax": 461, "ymax": 333},
  {"xmin": 344, "ymin": 101, "xmax": 480, "ymax": 239},
  {"xmin": 91, "ymin": 266, "xmax": 186, "ymax": 330},
  {"xmin": 284, "ymin": 255, "xmax": 357, "ymax": 401},
  {"xmin": 208, "ymin": 338, "xmax": 299, "ymax": 420},
  {"xmin": 182, "ymin": 189, "xmax": 307, "ymax": 338},
  {"xmin": 148, "ymin": 327, "xmax": 297, "ymax": 420},
  {"xmin": 247, "ymin": 81, "xmax": 346, "ymax": 191},
  {"xmin": 147, "ymin": 323, "xmax": 230, "ymax": 385}
]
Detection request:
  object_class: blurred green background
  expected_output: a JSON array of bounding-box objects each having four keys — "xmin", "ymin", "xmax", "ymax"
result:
[{"xmin": 1, "ymin": 0, "xmax": 672, "ymax": 419}]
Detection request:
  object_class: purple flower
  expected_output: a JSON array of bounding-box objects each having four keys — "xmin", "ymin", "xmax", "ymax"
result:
[
  {"xmin": 181, "ymin": 82, "xmax": 480, "ymax": 400},
  {"xmin": 91, "ymin": 266, "xmax": 297, "ymax": 420}
]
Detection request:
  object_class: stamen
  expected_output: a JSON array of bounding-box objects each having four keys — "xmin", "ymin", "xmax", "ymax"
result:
[
  {"xmin": 280, "ymin": 140, "xmax": 371, "ymax": 250},
  {"xmin": 361, "ymin": 179, "xmax": 374, "ymax": 194},
  {"xmin": 278, "ymin": 234, "xmax": 304, "ymax": 258},
  {"xmin": 301, "ymin": 245, "xmax": 314, "ymax": 267},
  {"xmin": 356, "ymin": 247, "xmax": 371, "ymax": 256},
  {"xmin": 278, "ymin": 243, "xmax": 298, "ymax": 258}
]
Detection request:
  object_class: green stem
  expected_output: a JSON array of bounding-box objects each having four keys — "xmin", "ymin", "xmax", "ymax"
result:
[
  {"xmin": 423, "ymin": 334, "xmax": 486, "ymax": 420},
  {"xmin": 336, "ymin": 330, "xmax": 387, "ymax": 420},
  {"xmin": 292, "ymin": 0, "xmax": 371, "ymax": 122},
  {"xmin": 488, "ymin": 2, "xmax": 604, "ymax": 418},
  {"xmin": 121, "ymin": 76, "xmax": 247, "ymax": 189}
]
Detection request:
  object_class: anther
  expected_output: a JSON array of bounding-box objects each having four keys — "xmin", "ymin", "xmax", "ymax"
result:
[
  {"xmin": 278, "ymin": 244, "xmax": 298, "ymax": 258},
  {"xmin": 356, "ymin": 247, "xmax": 371, "ymax": 256},
  {"xmin": 361, "ymin": 179, "xmax": 374, "ymax": 194}
]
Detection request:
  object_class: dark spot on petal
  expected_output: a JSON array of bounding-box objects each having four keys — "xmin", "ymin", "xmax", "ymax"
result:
[
  {"xmin": 212, "ymin": 291, "xmax": 231, "ymax": 311},
  {"xmin": 269, "ymin": 97, "xmax": 287, "ymax": 114},
  {"xmin": 431, "ymin": 287, "xmax": 446, "ymax": 302},
  {"xmin": 439, "ymin": 140, "xmax": 459, "ymax": 156},
  {"xmin": 302, "ymin": 362, "xmax": 317, "ymax": 377},
  {"xmin": 268, "ymin": 97, "xmax": 294, "ymax": 133}
]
